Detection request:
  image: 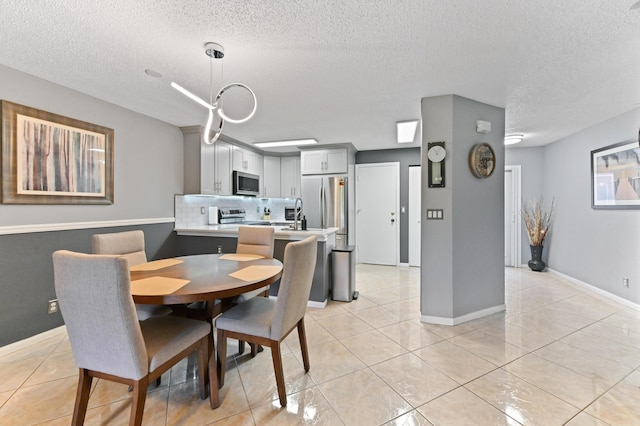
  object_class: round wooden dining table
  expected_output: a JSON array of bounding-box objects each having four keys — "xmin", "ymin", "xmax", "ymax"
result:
[
  {"xmin": 129, "ymin": 253, "xmax": 283, "ymax": 305},
  {"xmin": 128, "ymin": 253, "xmax": 283, "ymax": 408}
]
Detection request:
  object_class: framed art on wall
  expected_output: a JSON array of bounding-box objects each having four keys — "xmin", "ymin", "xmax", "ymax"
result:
[
  {"xmin": 591, "ymin": 140, "xmax": 640, "ymax": 209},
  {"xmin": 1, "ymin": 100, "xmax": 114, "ymax": 204}
]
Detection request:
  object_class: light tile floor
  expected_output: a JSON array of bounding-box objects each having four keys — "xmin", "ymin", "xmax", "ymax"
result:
[{"xmin": 2, "ymin": 265, "xmax": 640, "ymax": 425}]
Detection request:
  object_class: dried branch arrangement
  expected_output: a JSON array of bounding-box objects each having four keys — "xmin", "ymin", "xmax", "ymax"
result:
[{"xmin": 521, "ymin": 196, "xmax": 555, "ymax": 246}]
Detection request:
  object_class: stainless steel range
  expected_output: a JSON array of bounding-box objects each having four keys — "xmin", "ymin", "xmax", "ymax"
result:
[{"xmin": 217, "ymin": 208, "xmax": 270, "ymax": 225}]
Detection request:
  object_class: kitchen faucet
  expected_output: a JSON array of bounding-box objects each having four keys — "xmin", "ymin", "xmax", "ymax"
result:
[{"xmin": 294, "ymin": 197, "xmax": 303, "ymax": 230}]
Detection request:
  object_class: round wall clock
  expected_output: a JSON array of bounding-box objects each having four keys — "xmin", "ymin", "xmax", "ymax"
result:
[
  {"xmin": 427, "ymin": 145, "xmax": 446, "ymax": 163},
  {"xmin": 469, "ymin": 143, "xmax": 496, "ymax": 178},
  {"xmin": 427, "ymin": 141, "xmax": 446, "ymax": 187}
]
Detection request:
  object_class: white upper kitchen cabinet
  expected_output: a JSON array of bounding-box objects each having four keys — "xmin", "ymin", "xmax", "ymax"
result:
[
  {"xmin": 280, "ymin": 156, "xmax": 301, "ymax": 198},
  {"xmin": 263, "ymin": 156, "xmax": 281, "ymax": 198},
  {"xmin": 233, "ymin": 145, "xmax": 263, "ymax": 176},
  {"xmin": 201, "ymin": 140, "xmax": 233, "ymax": 195},
  {"xmin": 300, "ymin": 148, "xmax": 348, "ymax": 175}
]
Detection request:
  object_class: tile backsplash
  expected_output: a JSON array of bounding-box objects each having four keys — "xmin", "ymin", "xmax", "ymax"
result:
[{"xmin": 175, "ymin": 194, "xmax": 297, "ymax": 227}]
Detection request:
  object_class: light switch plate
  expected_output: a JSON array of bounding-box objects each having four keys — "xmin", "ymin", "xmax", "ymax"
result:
[{"xmin": 426, "ymin": 209, "xmax": 444, "ymax": 220}]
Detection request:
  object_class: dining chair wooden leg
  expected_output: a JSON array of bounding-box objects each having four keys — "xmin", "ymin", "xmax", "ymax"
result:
[
  {"xmin": 270, "ymin": 342, "xmax": 287, "ymax": 407},
  {"xmin": 237, "ymin": 340, "xmax": 246, "ymax": 355},
  {"xmin": 72, "ymin": 369, "xmax": 92, "ymax": 426},
  {"xmin": 130, "ymin": 377, "xmax": 149, "ymax": 426},
  {"xmin": 297, "ymin": 318, "xmax": 310, "ymax": 372},
  {"xmin": 207, "ymin": 334, "xmax": 220, "ymax": 408},
  {"xmin": 197, "ymin": 338, "xmax": 208, "ymax": 400},
  {"xmin": 216, "ymin": 328, "xmax": 227, "ymax": 389}
]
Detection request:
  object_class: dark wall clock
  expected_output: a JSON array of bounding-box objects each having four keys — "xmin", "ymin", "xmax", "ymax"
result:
[
  {"xmin": 469, "ymin": 143, "xmax": 496, "ymax": 178},
  {"xmin": 427, "ymin": 141, "xmax": 446, "ymax": 187}
]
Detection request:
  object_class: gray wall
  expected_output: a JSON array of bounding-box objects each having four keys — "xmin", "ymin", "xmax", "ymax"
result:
[
  {"xmin": 356, "ymin": 148, "xmax": 421, "ymax": 264},
  {"xmin": 421, "ymin": 95, "xmax": 505, "ymax": 320},
  {"xmin": 0, "ymin": 223, "xmax": 177, "ymax": 346},
  {"xmin": 0, "ymin": 65, "xmax": 184, "ymax": 345},
  {"xmin": 0, "ymin": 64, "xmax": 183, "ymax": 226},
  {"xmin": 540, "ymin": 108, "xmax": 640, "ymax": 303}
]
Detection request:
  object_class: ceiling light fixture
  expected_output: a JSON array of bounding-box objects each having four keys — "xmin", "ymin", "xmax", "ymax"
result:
[
  {"xmin": 504, "ymin": 134, "xmax": 524, "ymax": 145},
  {"xmin": 171, "ymin": 42, "xmax": 257, "ymax": 145},
  {"xmin": 253, "ymin": 139, "xmax": 318, "ymax": 148},
  {"xmin": 397, "ymin": 120, "xmax": 419, "ymax": 144}
]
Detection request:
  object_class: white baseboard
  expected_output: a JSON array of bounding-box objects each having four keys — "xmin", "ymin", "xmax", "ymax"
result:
[
  {"xmin": 421, "ymin": 304, "xmax": 506, "ymax": 326},
  {"xmin": 0, "ymin": 326, "xmax": 66, "ymax": 356},
  {"xmin": 307, "ymin": 299, "xmax": 328, "ymax": 309},
  {"xmin": 548, "ymin": 268, "xmax": 640, "ymax": 312},
  {"xmin": 269, "ymin": 295, "xmax": 327, "ymax": 309}
]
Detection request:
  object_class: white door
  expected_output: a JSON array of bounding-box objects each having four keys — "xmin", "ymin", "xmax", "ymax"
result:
[
  {"xmin": 505, "ymin": 169, "xmax": 513, "ymax": 266},
  {"xmin": 356, "ymin": 163, "xmax": 399, "ymax": 265},
  {"xmin": 408, "ymin": 166, "xmax": 421, "ymax": 266},
  {"xmin": 504, "ymin": 166, "xmax": 521, "ymax": 267}
]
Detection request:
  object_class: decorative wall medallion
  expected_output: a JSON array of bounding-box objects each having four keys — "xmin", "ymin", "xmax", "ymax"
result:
[{"xmin": 469, "ymin": 142, "xmax": 496, "ymax": 178}]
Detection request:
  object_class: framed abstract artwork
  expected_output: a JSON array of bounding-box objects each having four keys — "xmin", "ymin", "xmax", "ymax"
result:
[
  {"xmin": 1, "ymin": 100, "xmax": 114, "ymax": 204},
  {"xmin": 591, "ymin": 139, "xmax": 640, "ymax": 209}
]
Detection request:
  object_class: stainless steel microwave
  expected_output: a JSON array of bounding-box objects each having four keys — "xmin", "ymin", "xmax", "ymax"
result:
[{"xmin": 233, "ymin": 171, "xmax": 260, "ymax": 196}]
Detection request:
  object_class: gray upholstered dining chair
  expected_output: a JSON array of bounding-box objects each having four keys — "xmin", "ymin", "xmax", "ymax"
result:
[
  {"xmin": 216, "ymin": 235, "xmax": 317, "ymax": 407},
  {"xmin": 233, "ymin": 226, "xmax": 275, "ymax": 301},
  {"xmin": 92, "ymin": 230, "xmax": 172, "ymax": 321},
  {"xmin": 233, "ymin": 226, "xmax": 275, "ymax": 354},
  {"xmin": 52, "ymin": 250, "xmax": 214, "ymax": 426},
  {"xmin": 186, "ymin": 226, "xmax": 275, "ymax": 354}
]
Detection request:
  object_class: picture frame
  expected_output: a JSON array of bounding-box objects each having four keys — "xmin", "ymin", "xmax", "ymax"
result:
[
  {"xmin": 591, "ymin": 140, "xmax": 640, "ymax": 209},
  {"xmin": 1, "ymin": 100, "xmax": 114, "ymax": 204}
]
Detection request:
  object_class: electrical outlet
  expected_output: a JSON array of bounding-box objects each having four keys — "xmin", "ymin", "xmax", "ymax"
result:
[
  {"xmin": 48, "ymin": 299, "xmax": 58, "ymax": 314},
  {"xmin": 217, "ymin": 245, "xmax": 222, "ymax": 254},
  {"xmin": 623, "ymin": 278, "xmax": 629, "ymax": 288}
]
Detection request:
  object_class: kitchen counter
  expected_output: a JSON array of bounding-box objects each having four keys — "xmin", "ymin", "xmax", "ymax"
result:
[
  {"xmin": 174, "ymin": 224, "xmax": 338, "ymax": 242},
  {"xmin": 173, "ymin": 224, "xmax": 338, "ymax": 307}
]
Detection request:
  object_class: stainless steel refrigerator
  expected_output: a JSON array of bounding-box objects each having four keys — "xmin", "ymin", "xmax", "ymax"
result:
[{"xmin": 301, "ymin": 175, "xmax": 349, "ymax": 247}]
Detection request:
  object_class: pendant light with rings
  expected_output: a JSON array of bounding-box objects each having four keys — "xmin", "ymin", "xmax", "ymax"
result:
[{"xmin": 171, "ymin": 42, "xmax": 257, "ymax": 144}]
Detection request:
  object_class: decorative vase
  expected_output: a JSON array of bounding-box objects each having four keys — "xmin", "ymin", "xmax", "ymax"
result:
[{"xmin": 528, "ymin": 245, "xmax": 546, "ymax": 272}]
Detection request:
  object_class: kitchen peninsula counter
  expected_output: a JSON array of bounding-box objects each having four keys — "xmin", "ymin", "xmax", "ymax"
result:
[
  {"xmin": 174, "ymin": 224, "xmax": 338, "ymax": 242},
  {"xmin": 174, "ymin": 225, "xmax": 337, "ymax": 307}
]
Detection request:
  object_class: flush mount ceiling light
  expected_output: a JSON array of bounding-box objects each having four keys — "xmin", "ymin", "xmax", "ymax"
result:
[
  {"xmin": 254, "ymin": 139, "xmax": 318, "ymax": 148},
  {"xmin": 171, "ymin": 42, "xmax": 257, "ymax": 145},
  {"xmin": 396, "ymin": 120, "xmax": 419, "ymax": 144},
  {"xmin": 504, "ymin": 134, "xmax": 524, "ymax": 145}
]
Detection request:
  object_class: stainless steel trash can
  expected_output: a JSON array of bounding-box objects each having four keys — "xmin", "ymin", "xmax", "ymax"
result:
[{"xmin": 332, "ymin": 245, "xmax": 357, "ymax": 302}]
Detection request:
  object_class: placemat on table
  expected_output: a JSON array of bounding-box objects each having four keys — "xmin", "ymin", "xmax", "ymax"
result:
[
  {"xmin": 229, "ymin": 265, "xmax": 282, "ymax": 282},
  {"xmin": 129, "ymin": 258, "xmax": 183, "ymax": 272},
  {"xmin": 219, "ymin": 253, "xmax": 265, "ymax": 261},
  {"xmin": 131, "ymin": 277, "xmax": 190, "ymax": 295}
]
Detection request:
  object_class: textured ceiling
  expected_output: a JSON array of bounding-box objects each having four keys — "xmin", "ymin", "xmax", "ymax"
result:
[{"xmin": 1, "ymin": 1, "xmax": 640, "ymax": 152}]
